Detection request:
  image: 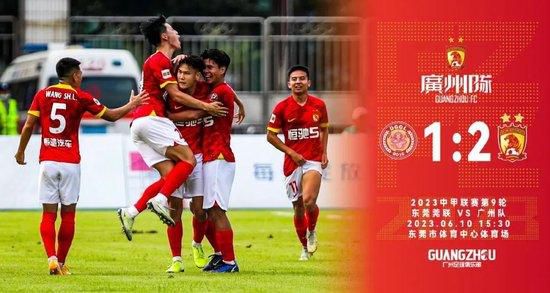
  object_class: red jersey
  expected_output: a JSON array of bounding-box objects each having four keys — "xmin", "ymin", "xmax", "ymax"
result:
[
  {"xmin": 28, "ymin": 83, "xmax": 106, "ymax": 164},
  {"xmin": 202, "ymin": 82, "xmax": 235, "ymax": 163},
  {"xmin": 133, "ymin": 51, "xmax": 176, "ymax": 119},
  {"xmin": 168, "ymin": 81, "xmax": 210, "ymax": 154},
  {"xmin": 267, "ymin": 95, "xmax": 329, "ymax": 176}
]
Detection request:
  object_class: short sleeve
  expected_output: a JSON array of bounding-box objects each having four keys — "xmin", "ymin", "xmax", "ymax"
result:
[
  {"xmin": 319, "ymin": 101, "xmax": 329, "ymax": 128},
  {"xmin": 27, "ymin": 91, "xmax": 42, "ymax": 117},
  {"xmin": 267, "ymin": 102, "xmax": 284, "ymax": 133},
  {"xmin": 153, "ymin": 57, "xmax": 177, "ymax": 89},
  {"xmin": 80, "ymin": 91, "xmax": 107, "ymax": 117}
]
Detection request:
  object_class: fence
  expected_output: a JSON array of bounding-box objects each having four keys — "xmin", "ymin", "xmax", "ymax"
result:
[{"xmin": 1, "ymin": 16, "xmax": 366, "ymax": 126}]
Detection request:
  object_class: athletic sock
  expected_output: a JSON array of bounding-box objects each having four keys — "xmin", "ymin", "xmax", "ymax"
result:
[
  {"xmin": 294, "ymin": 215, "xmax": 308, "ymax": 247},
  {"xmin": 40, "ymin": 211, "xmax": 57, "ymax": 258},
  {"xmin": 305, "ymin": 205, "xmax": 320, "ymax": 232},
  {"xmin": 167, "ymin": 221, "xmax": 183, "ymax": 257},
  {"xmin": 205, "ymin": 219, "xmax": 219, "ymax": 252},
  {"xmin": 216, "ymin": 229, "xmax": 235, "ymax": 262},
  {"xmin": 134, "ymin": 178, "xmax": 165, "ymax": 212},
  {"xmin": 192, "ymin": 216, "xmax": 208, "ymax": 244},
  {"xmin": 57, "ymin": 211, "xmax": 75, "ymax": 264},
  {"xmin": 159, "ymin": 161, "xmax": 194, "ymax": 198}
]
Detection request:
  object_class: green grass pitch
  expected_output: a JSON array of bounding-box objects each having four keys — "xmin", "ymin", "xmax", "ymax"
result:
[{"xmin": 0, "ymin": 209, "xmax": 360, "ymax": 292}]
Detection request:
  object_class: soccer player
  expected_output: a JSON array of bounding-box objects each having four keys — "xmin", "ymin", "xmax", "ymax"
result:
[
  {"xmin": 118, "ymin": 15, "xmax": 227, "ymax": 230},
  {"xmin": 200, "ymin": 49, "xmax": 239, "ymax": 273},
  {"xmin": 14, "ymin": 57, "xmax": 149, "ymax": 275},
  {"xmin": 164, "ymin": 55, "xmax": 210, "ymax": 272},
  {"xmin": 267, "ymin": 65, "xmax": 329, "ymax": 261}
]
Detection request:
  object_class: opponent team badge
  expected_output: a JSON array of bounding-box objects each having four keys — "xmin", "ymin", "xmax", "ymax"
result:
[
  {"xmin": 379, "ymin": 121, "xmax": 417, "ymax": 160},
  {"xmin": 498, "ymin": 113, "xmax": 527, "ymax": 162}
]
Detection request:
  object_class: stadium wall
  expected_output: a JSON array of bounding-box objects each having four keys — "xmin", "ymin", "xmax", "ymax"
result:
[{"xmin": 0, "ymin": 134, "xmax": 361, "ymax": 209}]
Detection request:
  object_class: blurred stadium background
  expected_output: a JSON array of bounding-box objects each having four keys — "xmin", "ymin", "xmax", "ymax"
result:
[{"xmin": 0, "ymin": 0, "xmax": 365, "ymax": 132}]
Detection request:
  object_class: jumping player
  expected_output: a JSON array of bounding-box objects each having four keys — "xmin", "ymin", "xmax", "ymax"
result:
[
  {"xmin": 14, "ymin": 57, "xmax": 149, "ymax": 275},
  {"xmin": 267, "ymin": 65, "xmax": 329, "ymax": 261}
]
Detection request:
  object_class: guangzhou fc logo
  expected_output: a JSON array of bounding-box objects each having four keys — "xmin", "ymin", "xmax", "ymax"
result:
[
  {"xmin": 497, "ymin": 113, "xmax": 527, "ymax": 162},
  {"xmin": 447, "ymin": 37, "xmax": 465, "ymax": 70},
  {"xmin": 380, "ymin": 121, "xmax": 417, "ymax": 160}
]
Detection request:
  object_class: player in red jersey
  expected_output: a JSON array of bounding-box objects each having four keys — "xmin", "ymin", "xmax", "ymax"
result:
[
  {"xmin": 117, "ymin": 15, "xmax": 228, "ymax": 230},
  {"xmin": 14, "ymin": 57, "xmax": 148, "ymax": 275},
  {"xmin": 267, "ymin": 65, "xmax": 329, "ymax": 261},
  {"xmin": 198, "ymin": 49, "xmax": 240, "ymax": 273}
]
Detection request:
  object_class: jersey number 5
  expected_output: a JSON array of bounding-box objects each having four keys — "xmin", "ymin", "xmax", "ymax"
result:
[{"xmin": 49, "ymin": 102, "xmax": 67, "ymax": 134}]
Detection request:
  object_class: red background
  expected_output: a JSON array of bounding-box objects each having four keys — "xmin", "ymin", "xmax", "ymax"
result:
[{"xmin": 361, "ymin": 1, "xmax": 550, "ymax": 292}]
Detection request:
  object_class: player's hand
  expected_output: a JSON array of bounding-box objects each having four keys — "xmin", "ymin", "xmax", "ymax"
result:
[
  {"xmin": 289, "ymin": 151, "xmax": 306, "ymax": 166},
  {"xmin": 321, "ymin": 153, "xmax": 329, "ymax": 169},
  {"xmin": 172, "ymin": 54, "xmax": 187, "ymax": 64},
  {"xmin": 129, "ymin": 90, "xmax": 150, "ymax": 108},
  {"xmin": 234, "ymin": 105, "xmax": 246, "ymax": 124},
  {"xmin": 15, "ymin": 151, "xmax": 26, "ymax": 165},
  {"xmin": 205, "ymin": 101, "xmax": 229, "ymax": 117}
]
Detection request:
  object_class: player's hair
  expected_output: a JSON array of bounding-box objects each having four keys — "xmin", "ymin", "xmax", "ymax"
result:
[
  {"xmin": 200, "ymin": 49, "xmax": 231, "ymax": 72},
  {"xmin": 287, "ymin": 65, "xmax": 310, "ymax": 79},
  {"xmin": 177, "ymin": 55, "xmax": 206, "ymax": 75},
  {"xmin": 56, "ymin": 57, "xmax": 81, "ymax": 79},
  {"xmin": 140, "ymin": 15, "xmax": 167, "ymax": 47}
]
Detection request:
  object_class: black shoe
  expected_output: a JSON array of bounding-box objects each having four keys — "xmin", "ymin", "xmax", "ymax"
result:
[{"xmin": 202, "ymin": 254, "xmax": 223, "ymax": 271}]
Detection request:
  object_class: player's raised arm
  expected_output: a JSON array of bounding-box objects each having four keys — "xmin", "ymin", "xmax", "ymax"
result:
[
  {"xmin": 165, "ymin": 83, "xmax": 228, "ymax": 117},
  {"xmin": 100, "ymin": 90, "xmax": 150, "ymax": 122},
  {"xmin": 14, "ymin": 113, "xmax": 39, "ymax": 165}
]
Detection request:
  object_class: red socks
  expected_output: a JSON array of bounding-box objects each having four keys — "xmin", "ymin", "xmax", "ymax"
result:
[
  {"xmin": 134, "ymin": 178, "xmax": 165, "ymax": 212},
  {"xmin": 293, "ymin": 215, "xmax": 308, "ymax": 247},
  {"xmin": 167, "ymin": 221, "xmax": 183, "ymax": 257},
  {"xmin": 205, "ymin": 219, "xmax": 219, "ymax": 252},
  {"xmin": 159, "ymin": 161, "xmax": 194, "ymax": 198},
  {"xmin": 40, "ymin": 211, "xmax": 57, "ymax": 258},
  {"xmin": 192, "ymin": 216, "xmax": 208, "ymax": 244},
  {"xmin": 57, "ymin": 211, "xmax": 75, "ymax": 263},
  {"xmin": 216, "ymin": 229, "xmax": 235, "ymax": 262},
  {"xmin": 305, "ymin": 205, "xmax": 320, "ymax": 232}
]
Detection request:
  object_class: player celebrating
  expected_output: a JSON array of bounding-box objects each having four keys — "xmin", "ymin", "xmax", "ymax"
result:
[
  {"xmin": 118, "ymin": 15, "xmax": 227, "ymax": 230},
  {"xmin": 14, "ymin": 57, "xmax": 149, "ymax": 275},
  {"xmin": 199, "ymin": 49, "xmax": 240, "ymax": 273},
  {"xmin": 164, "ymin": 55, "xmax": 210, "ymax": 272},
  {"xmin": 267, "ymin": 65, "xmax": 329, "ymax": 261}
]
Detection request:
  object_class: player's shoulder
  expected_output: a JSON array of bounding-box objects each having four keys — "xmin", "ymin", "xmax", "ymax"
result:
[
  {"xmin": 212, "ymin": 82, "xmax": 234, "ymax": 95},
  {"xmin": 275, "ymin": 95, "xmax": 293, "ymax": 108},
  {"xmin": 307, "ymin": 94, "xmax": 326, "ymax": 106},
  {"xmin": 145, "ymin": 51, "xmax": 169, "ymax": 67}
]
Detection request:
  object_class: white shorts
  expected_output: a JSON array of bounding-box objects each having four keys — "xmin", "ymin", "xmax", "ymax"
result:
[
  {"xmin": 38, "ymin": 161, "xmax": 81, "ymax": 205},
  {"xmin": 173, "ymin": 154, "xmax": 204, "ymax": 199},
  {"xmin": 203, "ymin": 160, "xmax": 236, "ymax": 211},
  {"xmin": 130, "ymin": 116, "xmax": 188, "ymax": 167},
  {"xmin": 285, "ymin": 160, "xmax": 323, "ymax": 202}
]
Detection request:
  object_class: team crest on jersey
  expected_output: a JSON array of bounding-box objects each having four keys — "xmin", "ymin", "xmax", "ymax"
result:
[
  {"xmin": 312, "ymin": 110, "xmax": 320, "ymax": 122},
  {"xmin": 210, "ymin": 93, "xmax": 218, "ymax": 101},
  {"xmin": 161, "ymin": 69, "xmax": 172, "ymax": 79},
  {"xmin": 497, "ymin": 113, "xmax": 527, "ymax": 162},
  {"xmin": 93, "ymin": 98, "xmax": 101, "ymax": 105},
  {"xmin": 379, "ymin": 121, "xmax": 417, "ymax": 160}
]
